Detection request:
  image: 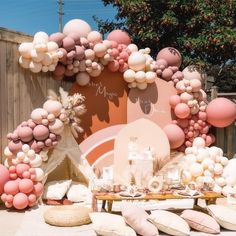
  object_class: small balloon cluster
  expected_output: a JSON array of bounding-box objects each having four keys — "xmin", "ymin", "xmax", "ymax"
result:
[
  {"xmin": 182, "ymin": 137, "xmax": 230, "ymax": 196},
  {"xmin": 18, "ymin": 32, "xmax": 63, "ymax": 73},
  {"xmin": 152, "ymin": 48, "xmax": 184, "ymax": 84},
  {"xmin": 1, "ymin": 88, "xmax": 86, "ymax": 209}
]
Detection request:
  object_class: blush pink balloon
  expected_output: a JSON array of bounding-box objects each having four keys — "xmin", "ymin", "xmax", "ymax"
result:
[
  {"xmin": 8, "ymin": 140, "xmax": 23, "ymax": 154},
  {"xmin": 16, "ymin": 163, "xmax": 30, "ymax": 178},
  {"xmin": 107, "ymin": 30, "xmax": 131, "ymax": 45},
  {"xmin": 19, "ymin": 179, "xmax": 34, "ymax": 194},
  {"xmin": 162, "ymin": 68, "xmax": 173, "ymax": 81},
  {"xmin": 156, "ymin": 47, "xmax": 182, "ymax": 68},
  {"xmin": 18, "ymin": 126, "xmax": 33, "ymax": 142},
  {"xmin": 33, "ymin": 182, "xmax": 44, "ymax": 197},
  {"xmin": 169, "ymin": 95, "xmax": 181, "ymax": 108},
  {"xmin": 0, "ymin": 164, "xmax": 10, "ymax": 194},
  {"xmin": 28, "ymin": 194, "xmax": 37, "ymax": 203},
  {"xmin": 13, "ymin": 192, "xmax": 29, "ymax": 210},
  {"xmin": 163, "ymin": 124, "xmax": 185, "ymax": 149},
  {"xmin": 174, "ymin": 103, "xmax": 190, "ymax": 119},
  {"xmin": 206, "ymin": 98, "xmax": 236, "ymax": 128},
  {"xmin": 4, "ymin": 180, "xmax": 19, "ymax": 195},
  {"xmin": 49, "ymin": 32, "xmax": 65, "ymax": 47},
  {"xmin": 33, "ymin": 125, "xmax": 49, "ymax": 141},
  {"xmin": 62, "ymin": 36, "xmax": 75, "ymax": 52}
]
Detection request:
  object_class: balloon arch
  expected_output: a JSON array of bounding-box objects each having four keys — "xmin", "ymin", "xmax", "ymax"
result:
[{"xmin": 0, "ymin": 19, "xmax": 236, "ymax": 209}]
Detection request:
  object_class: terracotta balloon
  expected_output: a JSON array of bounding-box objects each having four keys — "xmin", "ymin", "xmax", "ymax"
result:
[
  {"xmin": 13, "ymin": 192, "xmax": 29, "ymax": 210},
  {"xmin": 163, "ymin": 124, "xmax": 185, "ymax": 149},
  {"xmin": 156, "ymin": 47, "xmax": 182, "ymax": 68},
  {"xmin": 174, "ymin": 103, "xmax": 190, "ymax": 119},
  {"xmin": 0, "ymin": 164, "xmax": 10, "ymax": 194},
  {"xmin": 107, "ymin": 29, "xmax": 131, "ymax": 45},
  {"xmin": 63, "ymin": 19, "xmax": 91, "ymax": 38},
  {"xmin": 33, "ymin": 125, "xmax": 49, "ymax": 141},
  {"xmin": 206, "ymin": 98, "xmax": 236, "ymax": 127}
]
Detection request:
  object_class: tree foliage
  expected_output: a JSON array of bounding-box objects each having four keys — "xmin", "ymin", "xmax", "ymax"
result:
[{"xmin": 95, "ymin": 0, "xmax": 236, "ymax": 92}]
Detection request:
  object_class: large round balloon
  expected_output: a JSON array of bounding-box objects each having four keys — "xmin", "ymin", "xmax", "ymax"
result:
[
  {"xmin": 0, "ymin": 164, "xmax": 10, "ymax": 195},
  {"xmin": 63, "ymin": 19, "xmax": 91, "ymax": 38},
  {"xmin": 206, "ymin": 98, "xmax": 236, "ymax": 127},
  {"xmin": 163, "ymin": 124, "xmax": 185, "ymax": 149},
  {"xmin": 107, "ymin": 29, "xmax": 131, "ymax": 45},
  {"xmin": 156, "ymin": 47, "xmax": 182, "ymax": 68}
]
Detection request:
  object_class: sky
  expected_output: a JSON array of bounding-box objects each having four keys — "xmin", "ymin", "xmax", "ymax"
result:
[{"xmin": 0, "ymin": 0, "xmax": 117, "ymax": 35}]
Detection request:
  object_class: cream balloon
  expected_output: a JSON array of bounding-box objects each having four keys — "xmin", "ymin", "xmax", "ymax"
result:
[
  {"xmin": 29, "ymin": 154, "xmax": 42, "ymax": 168},
  {"xmin": 128, "ymin": 52, "xmax": 146, "ymax": 71},
  {"xmin": 123, "ymin": 69, "xmax": 135, "ymax": 83}
]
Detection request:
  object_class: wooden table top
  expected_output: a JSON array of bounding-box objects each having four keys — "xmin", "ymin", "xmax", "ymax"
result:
[{"xmin": 95, "ymin": 191, "xmax": 223, "ymax": 201}]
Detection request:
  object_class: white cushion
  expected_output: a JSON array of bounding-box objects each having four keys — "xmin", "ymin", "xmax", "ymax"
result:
[
  {"xmin": 149, "ymin": 210, "xmax": 190, "ymax": 236},
  {"xmin": 43, "ymin": 180, "xmax": 72, "ymax": 200},
  {"xmin": 66, "ymin": 182, "xmax": 91, "ymax": 202},
  {"xmin": 208, "ymin": 204, "xmax": 236, "ymax": 230},
  {"xmin": 89, "ymin": 212, "xmax": 136, "ymax": 236}
]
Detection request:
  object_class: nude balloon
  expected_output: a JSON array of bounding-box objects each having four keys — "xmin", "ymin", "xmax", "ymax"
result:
[
  {"xmin": 206, "ymin": 98, "xmax": 236, "ymax": 128},
  {"xmin": 48, "ymin": 119, "xmax": 64, "ymax": 135},
  {"xmin": 49, "ymin": 32, "xmax": 65, "ymax": 47},
  {"xmin": 63, "ymin": 19, "xmax": 91, "ymax": 38},
  {"xmin": 76, "ymin": 72, "xmax": 90, "ymax": 86},
  {"xmin": 43, "ymin": 100, "xmax": 62, "ymax": 117},
  {"xmin": 31, "ymin": 108, "xmax": 48, "ymax": 124},
  {"xmin": 163, "ymin": 124, "xmax": 185, "ymax": 149}
]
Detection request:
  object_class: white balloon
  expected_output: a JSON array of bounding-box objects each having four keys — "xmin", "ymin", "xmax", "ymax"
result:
[
  {"xmin": 214, "ymin": 163, "xmax": 223, "ymax": 175},
  {"xmin": 30, "ymin": 154, "xmax": 43, "ymax": 168},
  {"xmin": 222, "ymin": 185, "xmax": 234, "ymax": 196},
  {"xmin": 34, "ymin": 168, "xmax": 44, "ymax": 182},
  {"xmin": 192, "ymin": 137, "xmax": 205, "ymax": 148},
  {"xmin": 123, "ymin": 69, "xmax": 135, "ymax": 83}
]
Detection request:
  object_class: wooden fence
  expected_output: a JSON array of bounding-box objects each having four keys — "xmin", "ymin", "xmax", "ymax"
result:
[
  {"xmin": 210, "ymin": 86, "xmax": 236, "ymax": 159},
  {"xmin": 0, "ymin": 28, "xmax": 66, "ymax": 161}
]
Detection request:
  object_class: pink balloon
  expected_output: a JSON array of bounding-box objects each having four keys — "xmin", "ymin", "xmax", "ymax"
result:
[
  {"xmin": 6, "ymin": 194, "xmax": 14, "ymax": 203},
  {"xmin": 206, "ymin": 98, "xmax": 236, "ymax": 127},
  {"xmin": 8, "ymin": 140, "xmax": 23, "ymax": 154},
  {"xmin": 0, "ymin": 164, "xmax": 10, "ymax": 195},
  {"xmin": 163, "ymin": 124, "xmax": 185, "ymax": 149},
  {"xmin": 28, "ymin": 194, "xmax": 37, "ymax": 203},
  {"xmin": 68, "ymin": 32, "xmax": 81, "ymax": 44},
  {"xmin": 33, "ymin": 125, "xmax": 49, "ymax": 141},
  {"xmin": 174, "ymin": 103, "xmax": 190, "ymax": 119},
  {"xmin": 75, "ymin": 46, "xmax": 85, "ymax": 60},
  {"xmin": 169, "ymin": 95, "xmax": 181, "ymax": 108},
  {"xmin": 162, "ymin": 68, "xmax": 173, "ymax": 81},
  {"xmin": 156, "ymin": 47, "xmax": 182, "ymax": 68},
  {"xmin": 108, "ymin": 60, "xmax": 119, "ymax": 72},
  {"xmin": 18, "ymin": 126, "xmax": 33, "ymax": 142},
  {"xmin": 62, "ymin": 36, "xmax": 75, "ymax": 52},
  {"xmin": 33, "ymin": 182, "xmax": 44, "ymax": 197},
  {"xmin": 4, "ymin": 180, "xmax": 19, "ymax": 195},
  {"xmin": 29, "ymin": 140, "xmax": 41, "ymax": 153},
  {"xmin": 49, "ymin": 32, "xmax": 65, "ymax": 47},
  {"xmin": 13, "ymin": 192, "xmax": 29, "ymax": 210},
  {"xmin": 16, "ymin": 163, "xmax": 30, "ymax": 178},
  {"xmin": 19, "ymin": 179, "xmax": 34, "ymax": 194},
  {"xmin": 107, "ymin": 30, "xmax": 131, "ymax": 45}
]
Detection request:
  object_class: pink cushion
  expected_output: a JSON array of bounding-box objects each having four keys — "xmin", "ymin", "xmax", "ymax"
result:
[
  {"xmin": 181, "ymin": 209, "xmax": 220, "ymax": 234},
  {"xmin": 121, "ymin": 204, "xmax": 158, "ymax": 236}
]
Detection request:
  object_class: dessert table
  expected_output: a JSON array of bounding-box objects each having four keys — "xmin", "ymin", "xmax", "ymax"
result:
[{"xmin": 93, "ymin": 191, "xmax": 222, "ymax": 212}]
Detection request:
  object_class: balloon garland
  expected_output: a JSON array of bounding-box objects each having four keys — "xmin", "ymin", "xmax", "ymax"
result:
[
  {"xmin": 1, "ymin": 19, "xmax": 235, "ymax": 209},
  {"xmin": 1, "ymin": 88, "xmax": 86, "ymax": 209}
]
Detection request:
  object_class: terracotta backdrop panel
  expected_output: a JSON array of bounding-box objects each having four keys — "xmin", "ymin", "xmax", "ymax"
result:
[
  {"xmin": 71, "ymin": 69, "xmax": 129, "ymax": 143},
  {"xmin": 127, "ymin": 79, "xmax": 177, "ymax": 128}
]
